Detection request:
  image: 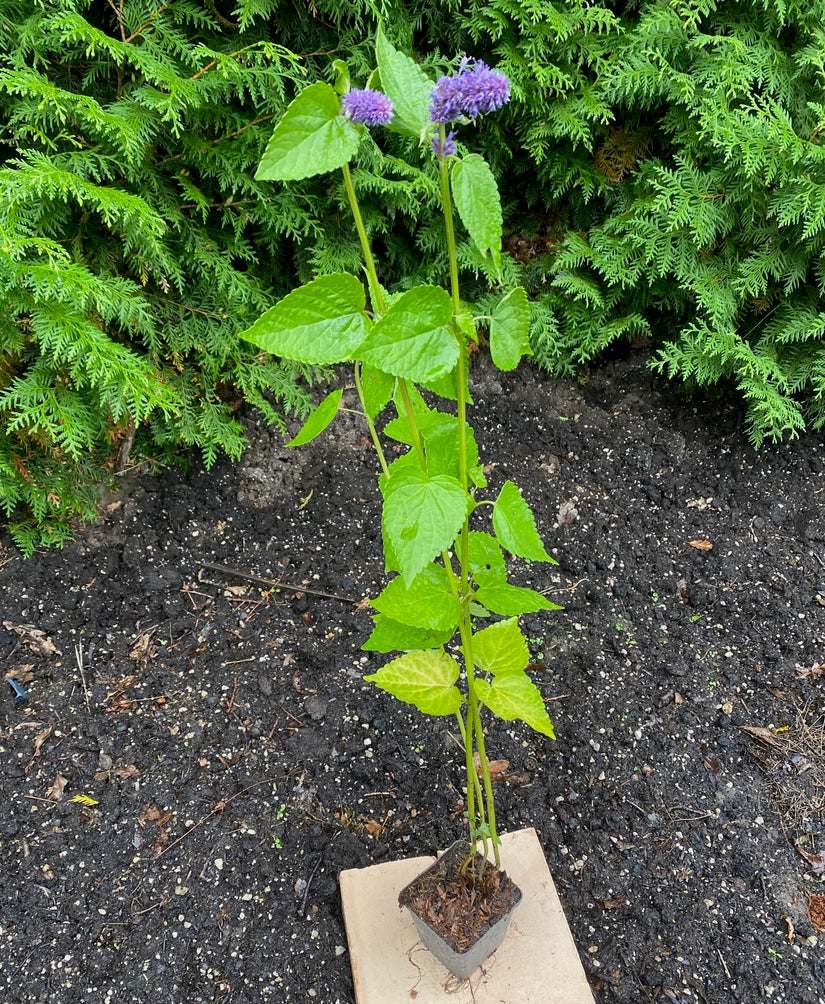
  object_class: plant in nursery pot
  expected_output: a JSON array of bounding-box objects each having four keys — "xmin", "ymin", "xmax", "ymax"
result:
[{"xmin": 240, "ymin": 29, "xmax": 561, "ymax": 980}]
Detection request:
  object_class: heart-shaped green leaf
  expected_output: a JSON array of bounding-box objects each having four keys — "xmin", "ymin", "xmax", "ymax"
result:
[
  {"xmin": 422, "ymin": 416, "xmax": 479, "ymax": 481},
  {"xmin": 493, "ymin": 481, "xmax": 553, "ymax": 562},
  {"xmin": 375, "ymin": 26, "xmax": 434, "ymax": 137},
  {"xmin": 365, "ymin": 650, "xmax": 463, "ymax": 716},
  {"xmin": 256, "ymin": 82, "xmax": 361, "ymax": 181},
  {"xmin": 383, "ymin": 468, "xmax": 471, "ymax": 584},
  {"xmin": 451, "ymin": 154, "xmax": 502, "ymax": 271},
  {"xmin": 472, "ymin": 618, "xmax": 529, "ymax": 675},
  {"xmin": 362, "ymin": 614, "xmax": 455, "ymax": 652},
  {"xmin": 490, "ymin": 286, "xmax": 532, "ymax": 371},
  {"xmin": 475, "ymin": 673, "xmax": 555, "ymax": 737},
  {"xmin": 356, "ymin": 286, "xmax": 458, "ymax": 384},
  {"xmin": 467, "ymin": 532, "xmax": 507, "ymax": 583},
  {"xmin": 239, "ymin": 273, "xmax": 369, "ymax": 365},
  {"xmin": 359, "ymin": 364, "xmax": 395, "ymax": 420},
  {"xmin": 372, "ymin": 565, "xmax": 459, "ymax": 632},
  {"xmin": 475, "ymin": 580, "xmax": 561, "ymax": 616}
]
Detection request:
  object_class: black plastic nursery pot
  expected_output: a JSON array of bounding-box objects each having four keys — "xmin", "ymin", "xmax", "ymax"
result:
[{"xmin": 397, "ymin": 840, "xmax": 523, "ymax": 981}]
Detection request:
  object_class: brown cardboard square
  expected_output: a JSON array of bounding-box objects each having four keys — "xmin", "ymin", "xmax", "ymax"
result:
[{"xmin": 339, "ymin": 827, "xmax": 594, "ymax": 1003}]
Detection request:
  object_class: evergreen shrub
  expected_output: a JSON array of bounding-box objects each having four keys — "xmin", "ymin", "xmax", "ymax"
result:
[
  {"xmin": 426, "ymin": 0, "xmax": 825, "ymax": 445},
  {"xmin": 0, "ymin": 0, "xmax": 358, "ymax": 553},
  {"xmin": 4, "ymin": 1, "xmax": 824, "ymax": 554}
]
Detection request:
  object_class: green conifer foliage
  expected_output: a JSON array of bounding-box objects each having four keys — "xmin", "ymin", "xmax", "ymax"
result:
[
  {"xmin": 4, "ymin": 2, "xmax": 824, "ymax": 555},
  {"xmin": 427, "ymin": 0, "xmax": 825, "ymax": 445},
  {"xmin": 0, "ymin": 0, "xmax": 322, "ymax": 553},
  {"xmin": 0, "ymin": 1, "xmax": 461, "ymax": 552}
]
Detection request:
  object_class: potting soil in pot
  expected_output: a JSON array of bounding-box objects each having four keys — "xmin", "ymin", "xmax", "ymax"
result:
[{"xmin": 398, "ymin": 841, "xmax": 521, "ymax": 952}]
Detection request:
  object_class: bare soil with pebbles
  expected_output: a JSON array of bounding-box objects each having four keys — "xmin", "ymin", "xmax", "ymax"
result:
[{"xmin": 1, "ymin": 350, "xmax": 824, "ymax": 1004}]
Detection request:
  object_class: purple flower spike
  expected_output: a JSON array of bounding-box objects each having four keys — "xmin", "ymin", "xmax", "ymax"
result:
[
  {"xmin": 432, "ymin": 129, "xmax": 458, "ymax": 157},
  {"xmin": 341, "ymin": 88, "xmax": 395, "ymax": 127},
  {"xmin": 429, "ymin": 59, "xmax": 510, "ymax": 123},
  {"xmin": 429, "ymin": 76, "xmax": 465, "ymax": 125}
]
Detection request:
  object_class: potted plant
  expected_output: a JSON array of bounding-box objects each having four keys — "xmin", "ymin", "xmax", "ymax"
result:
[{"xmin": 240, "ymin": 28, "xmax": 560, "ymax": 979}]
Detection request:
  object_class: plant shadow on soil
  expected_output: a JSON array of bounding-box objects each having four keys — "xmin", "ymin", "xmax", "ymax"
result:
[{"xmin": 1, "ymin": 352, "xmax": 825, "ymax": 1004}]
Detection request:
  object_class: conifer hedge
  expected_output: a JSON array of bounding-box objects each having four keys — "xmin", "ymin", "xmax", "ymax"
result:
[
  {"xmin": 457, "ymin": 0, "xmax": 825, "ymax": 448},
  {"xmin": 2, "ymin": 1, "xmax": 824, "ymax": 551}
]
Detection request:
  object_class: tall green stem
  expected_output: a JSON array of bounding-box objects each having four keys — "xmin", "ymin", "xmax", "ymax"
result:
[
  {"xmin": 342, "ymin": 162, "xmax": 425, "ymax": 470},
  {"xmin": 438, "ymin": 136, "xmax": 501, "ymax": 867},
  {"xmin": 354, "ymin": 361, "xmax": 389, "ymax": 478},
  {"xmin": 342, "ymin": 162, "xmax": 385, "ymax": 317}
]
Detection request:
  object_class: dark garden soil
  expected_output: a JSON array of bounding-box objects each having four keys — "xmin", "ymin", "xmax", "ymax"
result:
[{"xmin": 2, "ymin": 351, "xmax": 825, "ymax": 1004}]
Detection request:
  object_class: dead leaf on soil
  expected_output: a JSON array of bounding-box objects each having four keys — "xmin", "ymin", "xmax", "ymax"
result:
[
  {"xmin": 359, "ymin": 816, "xmax": 386, "ymax": 839},
  {"xmin": 610, "ymin": 836, "xmax": 636, "ymax": 852},
  {"xmin": 471, "ymin": 752, "xmax": 529, "ymax": 783},
  {"xmin": 354, "ymin": 595, "xmax": 372, "ymax": 613},
  {"xmin": 106, "ymin": 696, "xmax": 135, "ymax": 713},
  {"xmin": 473, "ymin": 751, "xmax": 509, "ymax": 779},
  {"xmin": 46, "ymin": 773, "xmax": 68, "ymax": 801},
  {"xmin": 94, "ymin": 760, "xmax": 139, "ymax": 782},
  {"xmin": 103, "ymin": 675, "xmax": 137, "ymax": 713},
  {"xmin": 129, "ymin": 629, "xmax": 157, "ymax": 664},
  {"xmin": 223, "ymin": 585, "xmax": 248, "ymax": 597},
  {"xmin": 557, "ymin": 501, "xmax": 579, "ymax": 526},
  {"xmin": 808, "ymin": 893, "xmax": 825, "ymax": 932},
  {"xmin": 32, "ymin": 725, "xmax": 53, "ymax": 759},
  {"xmin": 795, "ymin": 843, "xmax": 825, "ymax": 875},
  {"xmin": 597, "ymin": 896, "xmax": 627, "ymax": 910},
  {"xmin": 688, "ymin": 539, "xmax": 713, "ymax": 551},
  {"xmin": 138, "ymin": 804, "xmax": 173, "ymax": 853},
  {"xmin": 5, "ymin": 665, "xmax": 34, "ymax": 684},
  {"xmin": 659, "ymin": 690, "xmax": 683, "ymax": 707},
  {"xmin": 540, "ymin": 454, "xmax": 561, "ymax": 476},
  {"xmin": 2, "ymin": 621, "xmax": 62, "ymax": 656},
  {"xmin": 794, "ymin": 662, "xmax": 825, "ymax": 681},
  {"xmin": 739, "ymin": 725, "xmax": 781, "ymax": 747}
]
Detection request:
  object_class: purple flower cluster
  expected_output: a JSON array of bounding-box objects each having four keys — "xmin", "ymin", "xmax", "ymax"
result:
[
  {"xmin": 429, "ymin": 59, "xmax": 510, "ymax": 124},
  {"xmin": 431, "ymin": 129, "xmax": 458, "ymax": 157},
  {"xmin": 340, "ymin": 88, "xmax": 395, "ymax": 127}
]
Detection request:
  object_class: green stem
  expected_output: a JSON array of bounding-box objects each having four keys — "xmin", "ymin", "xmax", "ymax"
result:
[
  {"xmin": 459, "ymin": 714, "xmax": 487, "ymax": 842},
  {"xmin": 353, "ymin": 362, "xmax": 390, "ymax": 478},
  {"xmin": 396, "ymin": 379, "xmax": 426, "ymax": 469},
  {"xmin": 437, "ymin": 131, "xmax": 462, "ymax": 316},
  {"xmin": 342, "ymin": 162, "xmax": 426, "ymax": 474},
  {"xmin": 453, "ymin": 709, "xmax": 479, "ymax": 850},
  {"xmin": 341, "ymin": 162, "xmax": 385, "ymax": 317},
  {"xmin": 438, "ymin": 133, "xmax": 501, "ymax": 869}
]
